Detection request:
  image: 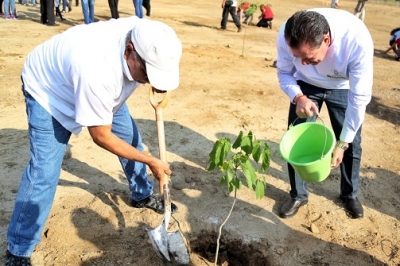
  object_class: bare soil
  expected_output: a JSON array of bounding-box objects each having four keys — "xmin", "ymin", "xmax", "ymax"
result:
[{"xmin": 1, "ymin": 0, "xmax": 400, "ymax": 265}]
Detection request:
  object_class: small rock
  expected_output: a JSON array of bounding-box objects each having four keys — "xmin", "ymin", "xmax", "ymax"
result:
[
  {"xmin": 310, "ymin": 223, "xmax": 320, "ymax": 234},
  {"xmin": 276, "ymin": 247, "xmax": 285, "ymax": 255},
  {"xmin": 185, "ymin": 176, "xmax": 192, "ymax": 183}
]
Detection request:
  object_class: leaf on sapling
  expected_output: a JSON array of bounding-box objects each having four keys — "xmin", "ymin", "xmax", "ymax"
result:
[
  {"xmin": 232, "ymin": 131, "xmax": 243, "ymax": 149},
  {"xmin": 261, "ymin": 143, "xmax": 271, "ymax": 172},
  {"xmin": 255, "ymin": 180, "xmax": 266, "ymax": 199},
  {"xmin": 240, "ymin": 156, "xmax": 256, "ymax": 189},
  {"xmin": 252, "ymin": 140, "xmax": 262, "ymax": 163},
  {"xmin": 207, "ymin": 138, "xmax": 231, "ymax": 170},
  {"xmin": 232, "ymin": 178, "xmax": 242, "ymax": 190},
  {"xmin": 240, "ymin": 136, "xmax": 253, "ymax": 155}
]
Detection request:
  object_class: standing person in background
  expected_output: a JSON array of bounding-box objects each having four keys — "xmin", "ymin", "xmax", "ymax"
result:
[
  {"xmin": 331, "ymin": 0, "xmax": 339, "ymax": 9},
  {"xmin": 0, "ymin": 0, "xmax": 4, "ymax": 16},
  {"xmin": 354, "ymin": 0, "xmax": 367, "ymax": 22},
  {"xmin": 81, "ymin": 0, "xmax": 94, "ymax": 24},
  {"xmin": 108, "ymin": 0, "xmax": 119, "ymax": 19},
  {"xmin": 256, "ymin": 4, "xmax": 274, "ymax": 29},
  {"xmin": 62, "ymin": 0, "xmax": 72, "ymax": 13},
  {"xmin": 54, "ymin": 0, "xmax": 65, "ymax": 21},
  {"xmin": 133, "ymin": 0, "xmax": 143, "ymax": 18},
  {"xmin": 41, "ymin": 0, "xmax": 56, "ymax": 25},
  {"xmin": 276, "ymin": 8, "xmax": 373, "ymax": 220},
  {"xmin": 142, "ymin": 0, "xmax": 150, "ymax": 17},
  {"xmin": 220, "ymin": 0, "xmax": 242, "ymax": 32},
  {"xmin": 4, "ymin": 0, "xmax": 18, "ymax": 19}
]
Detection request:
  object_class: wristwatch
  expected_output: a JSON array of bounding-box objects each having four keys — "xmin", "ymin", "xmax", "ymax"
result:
[{"xmin": 336, "ymin": 140, "xmax": 348, "ymax": 150}]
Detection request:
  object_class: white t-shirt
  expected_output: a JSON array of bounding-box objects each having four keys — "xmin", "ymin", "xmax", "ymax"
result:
[
  {"xmin": 22, "ymin": 16, "xmax": 142, "ymax": 135},
  {"xmin": 276, "ymin": 8, "xmax": 373, "ymax": 143},
  {"xmin": 330, "ymin": 0, "xmax": 339, "ymax": 8}
]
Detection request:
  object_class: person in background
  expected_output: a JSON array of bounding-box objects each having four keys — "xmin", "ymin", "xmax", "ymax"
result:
[
  {"xmin": 54, "ymin": 0, "xmax": 65, "ymax": 21},
  {"xmin": 81, "ymin": 0, "xmax": 94, "ymax": 24},
  {"xmin": 24, "ymin": 0, "xmax": 36, "ymax": 6},
  {"xmin": 276, "ymin": 8, "xmax": 373, "ymax": 220},
  {"xmin": 385, "ymin": 28, "xmax": 400, "ymax": 61},
  {"xmin": 4, "ymin": 17, "xmax": 182, "ymax": 266},
  {"xmin": 41, "ymin": 0, "xmax": 56, "ymax": 25},
  {"xmin": 220, "ymin": 0, "xmax": 242, "ymax": 32},
  {"xmin": 108, "ymin": 0, "xmax": 119, "ymax": 19},
  {"xmin": 133, "ymin": 0, "xmax": 143, "ymax": 18},
  {"xmin": 4, "ymin": 0, "xmax": 18, "ymax": 19},
  {"xmin": 331, "ymin": 0, "xmax": 339, "ymax": 9},
  {"xmin": 0, "ymin": 0, "xmax": 4, "ymax": 16},
  {"xmin": 142, "ymin": 0, "xmax": 150, "ymax": 17},
  {"xmin": 62, "ymin": 0, "xmax": 72, "ymax": 13},
  {"xmin": 354, "ymin": 0, "xmax": 368, "ymax": 22},
  {"xmin": 256, "ymin": 4, "xmax": 273, "ymax": 29}
]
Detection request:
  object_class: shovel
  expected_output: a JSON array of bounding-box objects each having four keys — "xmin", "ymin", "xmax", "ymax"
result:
[{"xmin": 147, "ymin": 87, "xmax": 190, "ymax": 266}]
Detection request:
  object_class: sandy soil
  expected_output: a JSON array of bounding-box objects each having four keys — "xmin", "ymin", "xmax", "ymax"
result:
[{"xmin": 1, "ymin": 0, "xmax": 400, "ymax": 265}]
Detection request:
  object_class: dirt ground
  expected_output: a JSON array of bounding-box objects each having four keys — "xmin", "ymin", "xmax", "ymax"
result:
[{"xmin": 1, "ymin": 0, "xmax": 400, "ymax": 265}]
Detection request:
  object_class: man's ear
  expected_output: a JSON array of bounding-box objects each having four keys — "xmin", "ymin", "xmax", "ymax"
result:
[{"xmin": 124, "ymin": 43, "xmax": 134, "ymax": 60}]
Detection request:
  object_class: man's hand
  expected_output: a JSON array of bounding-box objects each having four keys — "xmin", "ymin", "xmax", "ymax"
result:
[
  {"xmin": 147, "ymin": 158, "xmax": 172, "ymax": 194},
  {"xmin": 295, "ymin": 95, "xmax": 319, "ymax": 118},
  {"xmin": 331, "ymin": 146, "xmax": 345, "ymax": 169}
]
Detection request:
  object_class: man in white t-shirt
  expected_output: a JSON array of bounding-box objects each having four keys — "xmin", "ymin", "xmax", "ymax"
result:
[
  {"xmin": 5, "ymin": 16, "xmax": 182, "ymax": 264},
  {"xmin": 220, "ymin": 0, "xmax": 242, "ymax": 32},
  {"xmin": 276, "ymin": 9, "xmax": 373, "ymax": 219}
]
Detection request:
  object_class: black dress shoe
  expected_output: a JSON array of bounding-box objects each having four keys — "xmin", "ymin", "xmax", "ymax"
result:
[
  {"xmin": 340, "ymin": 196, "xmax": 364, "ymax": 218},
  {"xmin": 279, "ymin": 198, "xmax": 308, "ymax": 218}
]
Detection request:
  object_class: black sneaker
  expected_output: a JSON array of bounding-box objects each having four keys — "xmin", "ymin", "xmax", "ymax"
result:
[
  {"xmin": 5, "ymin": 250, "xmax": 31, "ymax": 266},
  {"xmin": 131, "ymin": 194, "xmax": 178, "ymax": 214}
]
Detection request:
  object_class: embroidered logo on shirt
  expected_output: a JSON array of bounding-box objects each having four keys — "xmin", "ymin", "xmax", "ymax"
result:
[{"xmin": 327, "ymin": 69, "xmax": 346, "ymax": 79}]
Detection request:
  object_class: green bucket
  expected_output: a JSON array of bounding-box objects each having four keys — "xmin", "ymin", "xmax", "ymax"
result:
[{"xmin": 279, "ymin": 120, "xmax": 335, "ymax": 183}]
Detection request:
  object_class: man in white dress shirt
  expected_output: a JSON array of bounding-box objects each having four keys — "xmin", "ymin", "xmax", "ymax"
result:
[{"xmin": 276, "ymin": 9, "xmax": 373, "ymax": 219}]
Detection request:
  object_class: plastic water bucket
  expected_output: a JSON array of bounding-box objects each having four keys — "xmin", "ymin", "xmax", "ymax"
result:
[{"xmin": 279, "ymin": 120, "xmax": 335, "ymax": 183}]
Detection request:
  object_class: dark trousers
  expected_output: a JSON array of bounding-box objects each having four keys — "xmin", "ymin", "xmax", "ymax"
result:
[
  {"xmin": 287, "ymin": 80, "xmax": 362, "ymax": 200},
  {"xmin": 108, "ymin": 0, "xmax": 119, "ymax": 18},
  {"xmin": 142, "ymin": 0, "xmax": 150, "ymax": 16},
  {"xmin": 257, "ymin": 18, "xmax": 272, "ymax": 28},
  {"xmin": 40, "ymin": 0, "xmax": 55, "ymax": 24},
  {"xmin": 220, "ymin": 5, "xmax": 241, "ymax": 29}
]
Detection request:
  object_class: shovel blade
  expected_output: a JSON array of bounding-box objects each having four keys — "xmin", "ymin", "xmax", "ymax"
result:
[
  {"xmin": 167, "ymin": 231, "xmax": 190, "ymax": 265},
  {"xmin": 147, "ymin": 223, "xmax": 171, "ymax": 262}
]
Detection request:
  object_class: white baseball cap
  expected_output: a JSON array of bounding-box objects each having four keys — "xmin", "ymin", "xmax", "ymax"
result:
[{"xmin": 131, "ymin": 19, "xmax": 182, "ymax": 91}]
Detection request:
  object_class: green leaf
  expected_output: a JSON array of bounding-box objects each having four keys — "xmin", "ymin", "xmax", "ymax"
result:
[
  {"xmin": 255, "ymin": 180, "xmax": 266, "ymax": 199},
  {"xmin": 221, "ymin": 175, "xmax": 227, "ymax": 184},
  {"xmin": 261, "ymin": 143, "xmax": 271, "ymax": 172},
  {"xmin": 252, "ymin": 140, "xmax": 262, "ymax": 163},
  {"xmin": 232, "ymin": 131, "xmax": 243, "ymax": 149},
  {"xmin": 240, "ymin": 157, "xmax": 256, "ymax": 188},
  {"xmin": 232, "ymin": 178, "xmax": 242, "ymax": 190},
  {"xmin": 226, "ymin": 162, "xmax": 234, "ymax": 183},
  {"xmin": 240, "ymin": 135, "xmax": 252, "ymax": 155}
]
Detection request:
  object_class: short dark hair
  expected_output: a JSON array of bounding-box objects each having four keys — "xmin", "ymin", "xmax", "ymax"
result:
[{"xmin": 284, "ymin": 10, "xmax": 330, "ymax": 49}]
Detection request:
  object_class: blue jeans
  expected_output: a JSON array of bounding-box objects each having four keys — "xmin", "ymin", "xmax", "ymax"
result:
[
  {"xmin": 81, "ymin": 0, "xmax": 94, "ymax": 24},
  {"xmin": 7, "ymin": 83, "xmax": 153, "ymax": 257},
  {"xmin": 62, "ymin": 0, "xmax": 71, "ymax": 11},
  {"xmin": 287, "ymin": 80, "xmax": 362, "ymax": 201},
  {"xmin": 25, "ymin": 0, "xmax": 36, "ymax": 5},
  {"xmin": 132, "ymin": 0, "xmax": 143, "ymax": 18},
  {"xmin": 4, "ymin": 0, "xmax": 16, "ymax": 17}
]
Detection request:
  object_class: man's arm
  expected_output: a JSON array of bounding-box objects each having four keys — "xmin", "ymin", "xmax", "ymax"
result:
[{"xmin": 87, "ymin": 125, "xmax": 171, "ymax": 194}]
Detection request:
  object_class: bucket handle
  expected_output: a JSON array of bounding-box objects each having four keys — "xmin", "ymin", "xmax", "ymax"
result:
[{"xmin": 289, "ymin": 116, "xmax": 328, "ymax": 160}]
